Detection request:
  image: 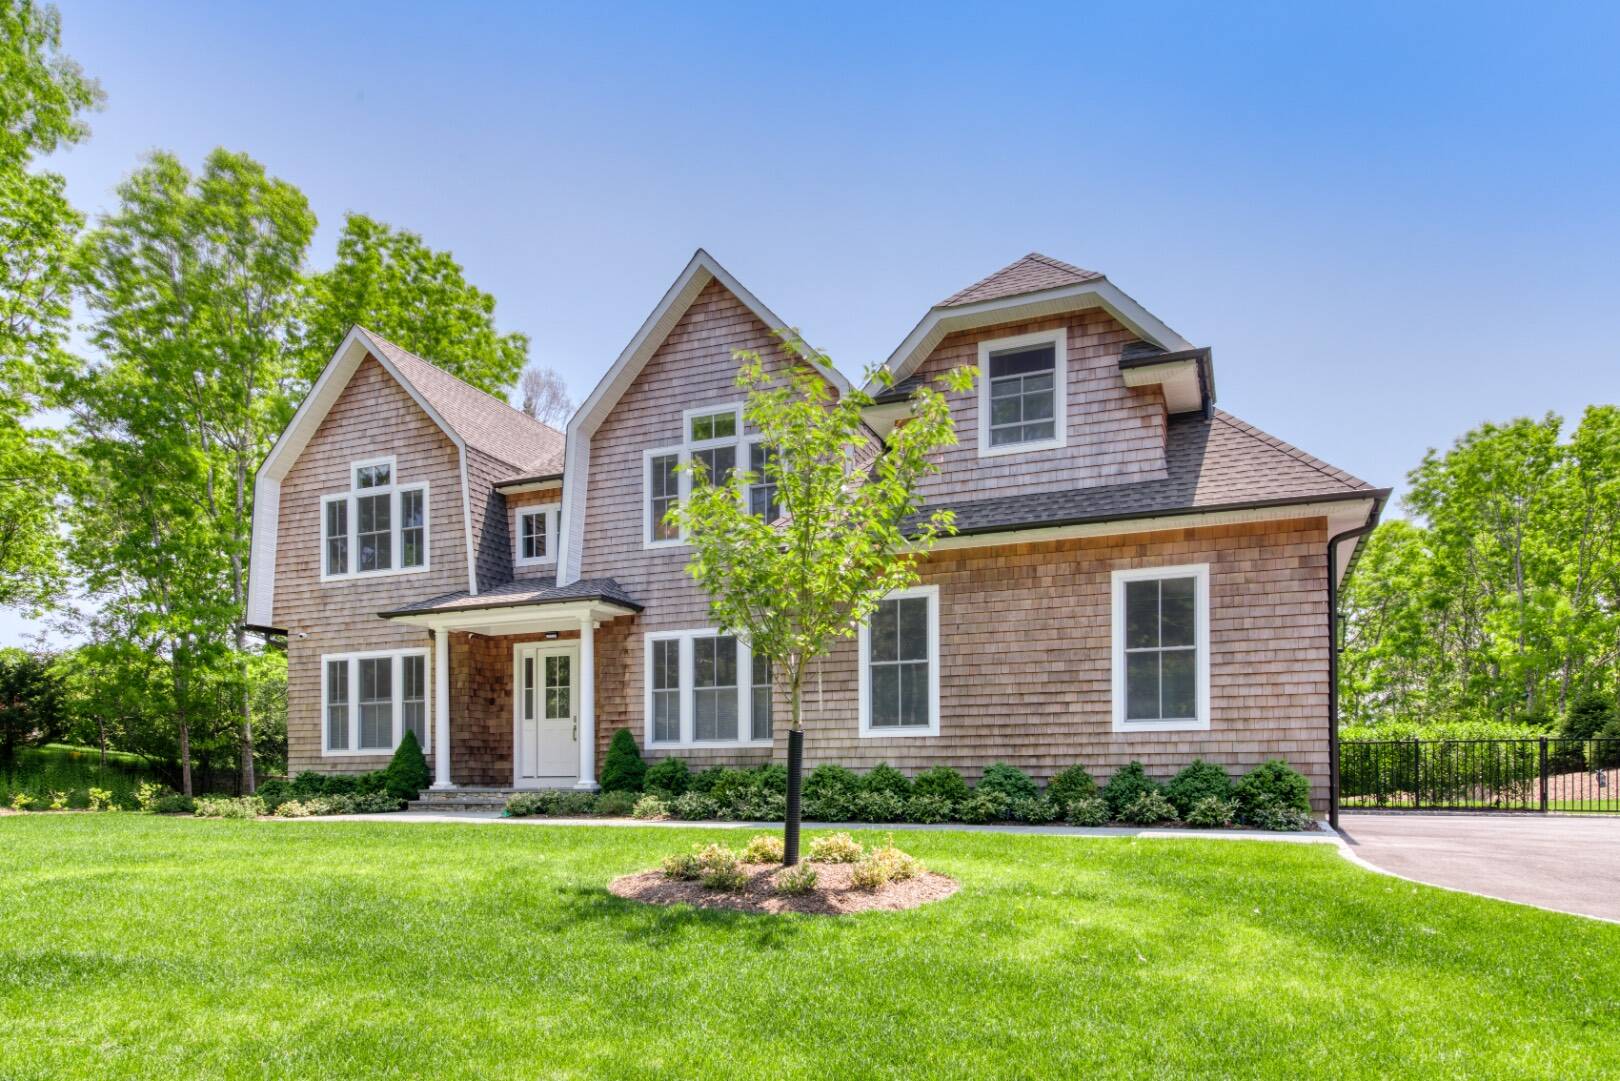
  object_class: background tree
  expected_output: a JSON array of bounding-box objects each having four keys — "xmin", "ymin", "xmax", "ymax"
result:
[
  {"xmin": 0, "ymin": 646, "xmax": 64, "ymax": 762},
  {"xmin": 69, "ymin": 148, "xmax": 314, "ymax": 793},
  {"xmin": 0, "ymin": 0, "xmax": 101, "ymax": 611},
  {"xmin": 673, "ymin": 341, "xmax": 972, "ymax": 863},
  {"xmin": 299, "ymin": 212, "xmax": 528, "ymax": 395},
  {"xmin": 519, "ymin": 364, "xmax": 572, "ymax": 426}
]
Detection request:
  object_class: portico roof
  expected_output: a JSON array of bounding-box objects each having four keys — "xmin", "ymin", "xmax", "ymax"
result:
[{"xmin": 379, "ymin": 576, "xmax": 641, "ymax": 632}]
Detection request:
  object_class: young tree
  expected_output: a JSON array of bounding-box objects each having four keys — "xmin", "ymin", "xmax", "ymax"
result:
[
  {"xmin": 299, "ymin": 213, "xmax": 528, "ymax": 395},
  {"xmin": 673, "ymin": 340, "xmax": 973, "ymax": 863},
  {"xmin": 519, "ymin": 364, "xmax": 571, "ymax": 426}
]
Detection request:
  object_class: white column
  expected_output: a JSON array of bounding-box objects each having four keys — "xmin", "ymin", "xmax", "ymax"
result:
[
  {"xmin": 431, "ymin": 629, "xmax": 453, "ymax": 789},
  {"xmin": 575, "ymin": 616, "xmax": 598, "ymax": 789}
]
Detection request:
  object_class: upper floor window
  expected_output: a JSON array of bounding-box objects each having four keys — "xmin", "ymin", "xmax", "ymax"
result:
[
  {"xmin": 514, "ymin": 505, "xmax": 558, "ymax": 566},
  {"xmin": 321, "ymin": 456, "xmax": 428, "ymax": 581},
  {"xmin": 1111, "ymin": 564, "xmax": 1210, "ymax": 732},
  {"xmin": 976, "ymin": 329, "xmax": 1067, "ymax": 457},
  {"xmin": 644, "ymin": 403, "xmax": 777, "ymax": 548},
  {"xmin": 858, "ymin": 585, "xmax": 940, "ymax": 737},
  {"xmin": 643, "ymin": 629, "xmax": 772, "ymax": 747},
  {"xmin": 323, "ymin": 649, "xmax": 430, "ymax": 755}
]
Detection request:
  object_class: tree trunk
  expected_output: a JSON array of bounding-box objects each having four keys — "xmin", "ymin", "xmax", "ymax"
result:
[{"xmin": 783, "ymin": 679, "xmax": 804, "ymax": 866}]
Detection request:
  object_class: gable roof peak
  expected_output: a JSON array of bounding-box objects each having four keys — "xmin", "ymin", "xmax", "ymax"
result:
[{"xmin": 939, "ymin": 252, "xmax": 1106, "ymax": 308}]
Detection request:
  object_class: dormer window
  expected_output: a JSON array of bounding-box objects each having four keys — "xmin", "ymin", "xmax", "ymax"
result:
[
  {"xmin": 321, "ymin": 456, "xmax": 429, "ymax": 581},
  {"xmin": 514, "ymin": 504, "xmax": 558, "ymax": 567},
  {"xmin": 977, "ymin": 329, "xmax": 1067, "ymax": 457}
]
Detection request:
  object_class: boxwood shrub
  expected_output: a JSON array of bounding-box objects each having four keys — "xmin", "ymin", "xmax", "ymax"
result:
[
  {"xmin": 1045, "ymin": 764, "xmax": 1096, "ymax": 808},
  {"xmin": 598, "ymin": 729, "xmax": 646, "ymax": 793},
  {"xmin": 1234, "ymin": 759, "xmax": 1311, "ymax": 820},
  {"xmin": 975, "ymin": 762, "xmax": 1037, "ymax": 801},
  {"xmin": 860, "ymin": 763, "xmax": 912, "ymax": 798},
  {"xmin": 1164, "ymin": 759, "xmax": 1233, "ymax": 817},
  {"xmin": 644, "ymin": 757, "xmax": 690, "ymax": 798},
  {"xmin": 910, "ymin": 766, "xmax": 968, "ymax": 803},
  {"xmin": 1102, "ymin": 761, "xmax": 1159, "ymax": 817}
]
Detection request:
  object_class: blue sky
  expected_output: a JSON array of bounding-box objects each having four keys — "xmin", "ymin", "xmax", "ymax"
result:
[{"xmin": 8, "ymin": 1, "xmax": 1619, "ymax": 646}]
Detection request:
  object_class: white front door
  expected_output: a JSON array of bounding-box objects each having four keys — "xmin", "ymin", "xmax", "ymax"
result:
[{"xmin": 514, "ymin": 643, "xmax": 580, "ymax": 786}]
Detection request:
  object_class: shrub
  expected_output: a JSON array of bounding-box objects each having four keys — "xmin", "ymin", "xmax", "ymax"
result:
[
  {"xmin": 851, "ymin": 855, "xmax": 892, "ymax": 889},
  {"xmin": 741, "ymin": 833, "xmax": 785, "ymax": 863},
  {"xmin": 86, "ymin": 787, "xmax": 115, "ymax": 811},
  {"xmin": 1065, "ymin": 796, "xmax": 1109, "ymax": 827},
  {"xmin": 773, "ymin": 864, "xmax": 818, "ymax": 895},
  {"xmin": 860, "ymin": 763, "xmax": 912, "ymax": 798},
  {"xmin": 504, "ymin": 792, "xmax": 548, "ymax": 817},
  {"xmin": 753, "ymin": 763, "xmax": 788, "ymax": 796},
  {"xmin": 136, "ymin": 782, "xmax": 178, "ymax": 813},
  {"xmin": 383, "ymin": 730, "xmax": 432, "ymax": 800},
  {"xmin": 910, "ymin": 765, "xmax": 969, "ymax": 803},
  {"xmin": 598, "ymin": 729, "xmax": 646, "ymax": 793},
  {"xmin": 976, "ymin": 762, "xmax": 1037, "ymax": 802},
  {"xmin": 1009, "ymin": 795, "xmax": 1058, "ymax": 824},
  {"xmin": 643, "ymin": 757, "xmax": 690, "ymax": 798},
  {"xmin": 850, "ymin": 790, "xmax": 906, "ymax": 823},
  {"xmin": 290, "ymin": 771, "xmax": 326, "ymax": 797},
  {"xmin": 803, "ymin": 792, "xmax": 853, "ymax": 822},
  {"xmin": 1046, "ymin": 764, "xmax": 1096, "ymax": 808},
  {"xmin": 631, "ymin": 794, "xmax": 669, "ymax": 820},
  {"xmin": 804, "ymin": 764, "xmax": 861, "ymax": 803},
  {"xmin": 807, "ymin": 832, "xmax": 863, "ymax": 863},
  {"xmin": 1562, "ymin": 692, "xmax": 1615, "ymax": 740},
  {"xmin": 554, "ymin": 790, "xmax": 598, "ymax": 816},
  {"xmin": 10, "ymin": 792, "xmax": 33, "ymax": 810},
  {"xmin": 1165, "ymin": 760, "xmax": 1234, "ymax": 817},
  {"xmin": 1102, "ymin": 762, "xmax": 1160, "ymax": 817},
  {"xmin": 47, "ymin": 790, "xmax": 67, "ymax": 810},
  {"xmin": 255, "ymin": 779, "xmax": 291, "ymax": 811},
  {"xmin": 355, "ymin": 770, "xmax": 388, "ymax": 795},
  {"xmin": 593, "ymin": 790, "xmax": 638, "ymax": 817},
  {"xmin": 697, "ymin": 843, "xmax": 747, "ymax": 890},
  {"xmin": 905, "ymin": 793, "xmax": 955, "ymax": 824},
  {"xmin": 956, "ymin": 791, "xmax": 1010, "ymax": 824},
  {"xmin": 869, "ymin": 836, "xmax": 925, "ymax": 881},
  {"xmin": 1121, "ymin": 791, "xmax": 1178, "ymax": 825},
  {"xmin": 1245, "ymin": 795, "xmax": 1316, "ymax": 832},
  {"xmin": 728, "ymin": 790, "xmax": 786, "ymax": 822},
  {"xmin": 274, "ymin": 799, "xmax": 317, "ymax": 818},
  {"xmin": 194, "ymin": 796, "xmax": 265, "ymax": 819},
  {"xmin": 689, "ymin": 766, "xmax": 735, "ymax": 797},
  {"xmin": 1235, "ymin": 760, "xmax": 1311, "ymax": 821},
  {"xmin": 671, "ymin": 792, "xmax": 718, "ymax": 821},
  {"xmin": 660, "ymin": 849, "xmax": 702, "ymax": 880},
  {"xmin": 1184, "ymin": 796, "xmax": 1237, "ymax": 828}
]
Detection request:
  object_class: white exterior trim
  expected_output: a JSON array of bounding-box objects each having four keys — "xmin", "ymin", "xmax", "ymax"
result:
[
  {"xmin": 867, "ymin": 277, "xmax": 1194, "ymax": 394},
  {"xmin": 642, "ymin": 446, "xmax": 688, "ymax": 549},
  {"xmin": 1110, "ymin": 563, "xmax": 1211, "ymax": 733},
  {"xmin": 513, "ymin": 505, "xmax": 559, "ymax": 567},
  {"xmin": 319, "ymin": 647, "xmax": 432, "ymax": 757},
  {"xmin": 975, "ymin": 328, "xmax": 1068, "ymax": 459},
  {"xmin": 557, "ymin": 250, "xmax": 847, "ymax": 585},
  {"xmin": 642, "ymin": 627, "xmax": 772, "ymax": 750},
  {"xmin": 319, "ymin": 469, "xmax": 431, "ymax": 584},
  {"xmin": 246, "ymin": 326, "xmax": 479, "ymax": 626},
  {"xmin": 857, "ymin": 584, "xmax": 941, "ymax": 738}
]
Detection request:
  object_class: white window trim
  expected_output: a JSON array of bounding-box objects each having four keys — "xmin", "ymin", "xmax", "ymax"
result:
[
  {"xmin": 1110, "ymin": 563, "xmax": 1211, "ymax": 733},
  {"xmin": 643, "ymin": 401, "xmax": 762, "ymax": 551},
  {"xmin": 976, "ymin": 328, "xmax": 1067, "ymax": 459},
  {"xmin": 857, "ymin": 584, "xmax": 941, "ymax": 738},
  {"xmin": 320, "ymin": 457, "xmax": 431, "ymax": 583},
  {"xmin": 514, "ymin": 505, "xmax": 558, "ymax": 567},
  {"xmin": 320, "ymin": 648, "xmax": 432, "ymax": 757},
  {"xmin": 642, "ymin": 627, "xmax": 771, "ymax": 748}
]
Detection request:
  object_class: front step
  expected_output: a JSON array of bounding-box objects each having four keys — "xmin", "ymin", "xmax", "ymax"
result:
[{"xmin": 408, "ymin": 787, "xmax": 561, "ymax": 814}]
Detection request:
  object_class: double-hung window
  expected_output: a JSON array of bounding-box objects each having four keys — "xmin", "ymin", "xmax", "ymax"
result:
[
  {"xmin": 514, "ymin": 505, "xmax": 558, "ymax": 566},
  {"xmin": 976, "ymin": 329, "xmax": 1066, "ymax": 456},
  {"xmin": 322, "ymin": 650, "xmax": 430, "ymax": 755},
  {"xmin": 1111, "ymin": 564, "xmax": 1210, "ymax": 731},
  {"xmin": 644, "ymin": 405, "xmax": 781, "ymax": 547},
  {"xmin": 858, "ymin": 585, "xmax": 940, "ymax": 737},
  {"xmin": 644, "ymin": 630, "xmax": 772, "ymax": 746},
  {"xmin": 321, "ymin": 457, "xmax": 429, "ymax": 580}
]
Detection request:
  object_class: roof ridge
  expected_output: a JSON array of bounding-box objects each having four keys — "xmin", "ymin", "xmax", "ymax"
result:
[
  {"xmin": 1211, "ymin": 409, "xmax": 1372, "ymax": 490},
  {"xmin": 360, "ymin": 326, "xmax": 562, "ymax": 440},
  {"xmin": 937, "ymin": 252, "xmax": 1105, "ymax": 308}
]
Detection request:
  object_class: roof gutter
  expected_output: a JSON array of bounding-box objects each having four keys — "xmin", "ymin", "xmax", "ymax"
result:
[{"xmin": 1326, "ymin": 493, "xmax": 1387, "ymax": 831}]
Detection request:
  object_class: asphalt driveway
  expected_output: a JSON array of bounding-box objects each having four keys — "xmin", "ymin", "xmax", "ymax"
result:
[{"xmin": 1337, "ymin": 812, "xmax": 1620, "ymax": 922}]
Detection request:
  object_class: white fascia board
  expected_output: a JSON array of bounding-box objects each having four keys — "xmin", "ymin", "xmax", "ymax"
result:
[{"xmin": 867, "ymin": 279, "xmax": 1195, "ymax": 394}]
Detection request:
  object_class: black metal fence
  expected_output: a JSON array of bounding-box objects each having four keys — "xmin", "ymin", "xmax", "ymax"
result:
[{"xmin": 1340, "ymin": 737, "xmax": 1620, "ymax": 813}]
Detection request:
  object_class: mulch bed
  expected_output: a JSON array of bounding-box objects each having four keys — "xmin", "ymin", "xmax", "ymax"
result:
[{"xmin": 609, "ymin": 861, "xmax": 959, "ymax": 916}]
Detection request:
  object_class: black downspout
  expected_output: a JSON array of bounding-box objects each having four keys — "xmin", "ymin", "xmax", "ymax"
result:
[{"xmin": 1327, "ymin": 512, "xmax": 1379, "ymax": 832}]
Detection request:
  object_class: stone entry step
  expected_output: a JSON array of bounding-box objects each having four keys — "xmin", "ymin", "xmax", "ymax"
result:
[{"xmin": 409, "ymin": 787, "xmax": 516, "ymax": 814}]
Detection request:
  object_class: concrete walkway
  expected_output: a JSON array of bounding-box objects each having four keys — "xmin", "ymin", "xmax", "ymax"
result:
[{"xmin": 1336, "ymin": 811, "xmax": 1620, "ymax": 923}]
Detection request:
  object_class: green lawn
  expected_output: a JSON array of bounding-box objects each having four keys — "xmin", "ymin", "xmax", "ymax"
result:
[{"xmin": 1, "ymin": 817, "xmax": 1616, "ymax": 1080}]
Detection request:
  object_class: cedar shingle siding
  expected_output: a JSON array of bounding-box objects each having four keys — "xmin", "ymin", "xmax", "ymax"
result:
[{"xmin": 261, "ymin": 256, "xmax": 1375, "ymax": 811}]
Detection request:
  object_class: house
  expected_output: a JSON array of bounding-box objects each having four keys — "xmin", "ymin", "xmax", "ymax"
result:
[{"xmin": 245, "ymin": 250, "xmax": 1387, "ymax": 808}]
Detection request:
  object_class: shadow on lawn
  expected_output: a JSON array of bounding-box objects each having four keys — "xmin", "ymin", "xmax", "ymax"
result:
[{"xmin": 551, "ymin": 884, "xmax": 813, "ymax": 949}]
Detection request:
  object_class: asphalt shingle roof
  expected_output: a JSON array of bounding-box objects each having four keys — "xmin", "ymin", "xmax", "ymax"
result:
[
  {"xmin": 911, "ymin": 410, "xmax": 1382, "ymax": 537},
  {"xmin": 380, "ymin": 576, "xmax": 642, "ymax": 618},
  {"xmin": 365, "ymin": 329, "xmax": 566, "ymax": 475},
  {"xmin": 938, "ymin": 252, "xmax": 1105, "ymax": 308}
]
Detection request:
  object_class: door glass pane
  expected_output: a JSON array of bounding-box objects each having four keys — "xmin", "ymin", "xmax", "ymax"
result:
[
  {"xmin": 545, "ymin": 655, "xmax": 572, "ymax": 720},
  {"xmin": 523, "ymin": 656, "xmax": 535, "ymax": 721}
]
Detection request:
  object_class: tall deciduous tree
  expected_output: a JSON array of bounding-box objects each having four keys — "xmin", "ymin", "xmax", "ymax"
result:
[
  {"xmin": 299, "ymin": 212, "xmax": 528, "ymax": 395},
  {"xmin": 673, "ymin": 341, "xmax": 972, "ymax": 863},
  {"xmin": 0, "ymin": 0, "xmax": 101, "ymax": 611},
  {"xmin": 519, "ymin": 364, "xmax": 571, "ymax": 426},
  {"xmin": 70, "ymin": 148, "xmax": 314, "ymax": 793}
]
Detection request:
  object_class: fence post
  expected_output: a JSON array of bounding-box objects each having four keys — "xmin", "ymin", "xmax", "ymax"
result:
[
  {"xmin": 1412, "ymin": 736, "xmax": 1421, "ymax": 810},
  {"xmin": 1539, "ymin": 737, "xmax": 1549, "ymax": 813}
]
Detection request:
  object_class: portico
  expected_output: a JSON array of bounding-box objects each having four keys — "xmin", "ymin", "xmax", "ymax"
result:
[{"xmin": 381, "ymin": 578, "xmax": 641, "ymax": 791}]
